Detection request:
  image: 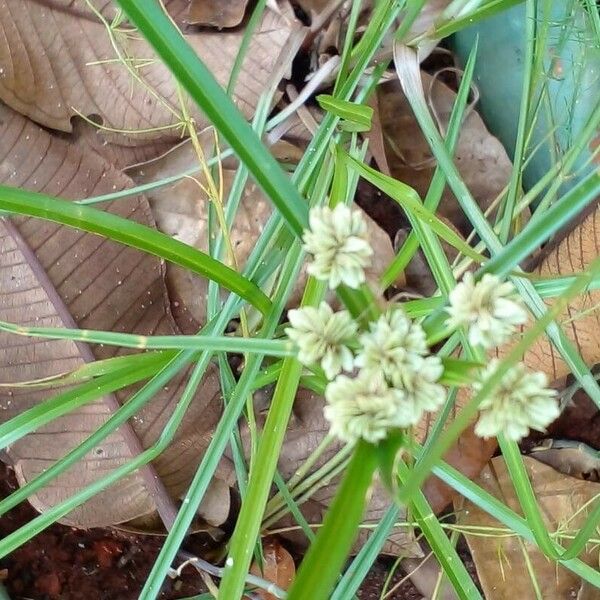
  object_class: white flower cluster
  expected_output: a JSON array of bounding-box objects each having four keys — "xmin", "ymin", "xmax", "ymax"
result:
[
  {"xmin": 446, "ymin": 273, "xmax": 527, "ymax": 349},
  {"xmin": 302, "ymin": 204, "xmax": 373, "ymax": 289},
  {"xmin": 286, "ymin": 305, "xmax": 445, "ymax": 444},
  {"xmin": 289, "ymin": 207, "xmax": 560, "ymax": 444},
  {"xmin": 474, "ymin": 360, "xmax": 559, "ymax": 441},
  {"xmin": 446, "ymin": 274, "xmax": 559, "ymax": 441},
  {"xmin": 286, "ymin": 302, "xmax": 356, "ymax": 380}
]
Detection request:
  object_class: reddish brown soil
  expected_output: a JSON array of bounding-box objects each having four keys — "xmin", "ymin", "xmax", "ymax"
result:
[
  {"xmin": 0, "ymin": 464, "xmax": 204, "ymax": 600},
  {"xmin": 0, "ymin": 461, "xmax": 430, "ymax": 600}
]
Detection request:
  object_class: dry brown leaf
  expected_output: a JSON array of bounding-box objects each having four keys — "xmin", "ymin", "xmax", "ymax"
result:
[
  {"xmin": 456, "ymin": 456, "xmax": 600, "ymax": 599},
  {"xmin": 187, "ymin": 0, "xmax": 249, "ymax": 27},
  {"xmin": 249, "ymin": 538, "xmax": 295, "ymax": 600},
  {"xmin": 294, "ymin": 0, "xmax": 333, "ymax": 16},
  {"xmin": 0, "ymin": 1, "xmax": 304, "ymax": 141},
  {"xmin": 72, "ymin": 118, "xmax": 177, "ymax": 171},
  {"xmin": 520, "ymin": 204, "xmax": 600, "ymax": 380},
  {"xmin": 0, "ymin": 103, "xmax": 234, "ymax": 527},
  {"xmin": 401, "ymin": 553, "xmax": 458, "ymax": 600},
  {"xmin": 378, "ymin": 72, "xmax": 511, "ymax": 237},
  {"xmin": 127, "ymin": 134, "xmax": 396, "ymax": 330},
  {"xmin": 530, "ymin": 440, "xmax": 600, "ymax": 482}
]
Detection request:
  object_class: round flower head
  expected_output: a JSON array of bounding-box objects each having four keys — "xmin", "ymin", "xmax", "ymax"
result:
[
  {"xmin": 474, "ymin": 360, "xmax": 560, "ymax": 441},
  {"xmin": 302, "ymin": 204, "xmax": 373, "ymax": 289},
  {"xmin": 324, "ymin": 372, "xmax": 398, "ymax": 443},
  {"xmin": 391, "ymin": 355, "xmax": 446, "ymax": 427},
  {"xmin": 355, "ymin": 308, "xmax": 428, "ymax": 388},
  {"xmin": 285, "ymin": 302, "xmax": 357, "ymax": 380},
  {"xmin": 446, "ymin": 273, "xmax": 527, "ymax": 349}
]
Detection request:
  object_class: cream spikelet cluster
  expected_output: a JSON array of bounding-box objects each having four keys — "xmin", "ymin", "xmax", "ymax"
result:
[
  {"xmin": 286, "ymin": 302, "xmax": 445, "ymax": 443},
  {"xmin": 288, "ymin": 208, "xmax": 559, "ymax": 445},
  {"xmin": 302, "ymin": 204, "xmax": 373, "ymax": 289},
  {"xmin": 285, "ymin": 302, "xmax": 356, "ymax": 380},
  {"xmin": 446, "ymin": 274, "xmax": 558, "ymax": 441},
  {"xmin": 446, "ymin": 273, "xmax": 527, "ymax": 349},
  {"xmin": 473, "ymin": 360, "xmax": 559, "ymax": 441}
]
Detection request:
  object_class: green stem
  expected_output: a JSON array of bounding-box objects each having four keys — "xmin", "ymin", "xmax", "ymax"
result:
[
  {"xmin": 286, "ymin": 441, "xmax": 378, "ymax": 600},
  {"xmin": 219, "ymin": 359, "xmax": 304, "ymax": 599},
  {"xmin": 395, "ymin": 461, "xmax": 482, "ymax": 599}
]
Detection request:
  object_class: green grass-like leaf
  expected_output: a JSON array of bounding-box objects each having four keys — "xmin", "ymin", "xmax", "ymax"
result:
[
  {"xmin": 0, "ymin": 188, "xmax": 271, "ymax": 314},
  {"xmin": 0, "ymin": 320, "xmax": 293, "ymax": 356}
]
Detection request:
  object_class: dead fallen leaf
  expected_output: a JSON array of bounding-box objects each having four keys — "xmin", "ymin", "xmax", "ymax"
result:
[
  {"xmin": 0, "ymin": 1, "xmax": 304, "ymax": 141},
  {"xmin": 187, "ymin": 0, "xmax": 249, "ymax": 28},
  {"xmin": 456, "ymin": 456, "xmax": 600, "ymax": 599},
  {"xmin": 249, "ymin": 538, "xmax": 296, "ymax": 600},
  {"xmin": 120, "ymin": 477, "xmax": 231, "ymax": 535},
  {"xmin": 0, "ymin": 103, "xmax": 234, "ymax": 527},
  {"xmin": 521, "ymin": 204, "xmax": 600, "ymax": 381},
  {"xmin": 377, "ymin": 72, "xmax": 511, "ymax": 237},
  {"xmin": 294, "ymin": 0, "xmax": 333, "ymax": 17},
  {"xmin": 71, "ymin": 118, "xmax": 177, "ymax": 171},
  {"xmin": 126, "ymin": 133, "xmax": 396, "ymax": 331},
  {"xmin": 530, "ymin": 439, "xmax": 600, "ymax": 482},
  {"xmin": 401, "ymin": 552, "xmax": 459, "ymax": 600}
]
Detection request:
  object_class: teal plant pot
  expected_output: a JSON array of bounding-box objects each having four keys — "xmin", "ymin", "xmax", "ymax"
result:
[{"xmin": 451, "ymin": 0, "xmax": 600, "ymax": 196}]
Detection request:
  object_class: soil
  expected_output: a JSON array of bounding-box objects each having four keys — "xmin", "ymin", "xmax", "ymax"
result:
[
  {"xmin": 0, "ymin": 462, "xmax": 441, "ymax": 600},
  {"xmin": 0, "ymin": 463, "xmax": 204, "ymax": 600}
]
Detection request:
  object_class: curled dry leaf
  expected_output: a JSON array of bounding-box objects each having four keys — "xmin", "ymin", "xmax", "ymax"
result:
[
  {"xmin": 249, "ymin": 538, "xmax": 295, "ymax": 600},
  {"xmin": 0, "ymin": 103, "xmax": 234, "ymax": 528},
  {"xmin": 0, "ymin": 0, "xmax": 305, "ymax": 142},
  {"xmin": 127, "ymin": 133, "xmax": 396, "ymax": 331},
  {"xmin": 187, "ymin": 0, "xmax": 249, "ymax": 28},
  {"xmin": 377, "ymin": 72, "xmax": 511, "ymax": 237},
  {"xmin": 529, "ymin": 439, "xmax": 600, "ymax": 482},
  {"xmin": 455, "ymin": 456, "xmax": 600, "ymax": 599}
]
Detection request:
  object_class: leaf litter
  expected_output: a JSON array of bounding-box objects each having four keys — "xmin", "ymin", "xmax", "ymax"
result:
[
  {"xmin": 456, "ymin": 456, "xmax": 600, "ymax": 600},
  {"xmin": 0, "ymin": 102, "xmax": 234, "ymax": 529},
  {"xmin": 0, "ymin": 0, "xmax": 599, "ymax": 597}
]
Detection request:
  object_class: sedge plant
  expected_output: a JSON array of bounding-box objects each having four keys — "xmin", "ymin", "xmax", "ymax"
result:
[{"xmin": 0, "ymin": 1, "xmax": 599, "ymax": 599}]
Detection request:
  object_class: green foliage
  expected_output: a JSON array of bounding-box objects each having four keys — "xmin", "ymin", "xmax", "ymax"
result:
[{"xmin": 0, "ymin": 1, "xmax": 599, "ymax": 599}]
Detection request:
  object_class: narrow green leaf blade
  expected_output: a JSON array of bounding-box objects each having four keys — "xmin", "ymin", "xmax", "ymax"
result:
[
  {"xmin": 115, "ymin": 0, "xmax": 309, "ymax": 236},
  {"xmin": 317, "ymin": 94, "xmax": 374, "ymax": 131},
  {"xmin": 0, "ymin": 189, "xmax": 271, "ymax": 314}
]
